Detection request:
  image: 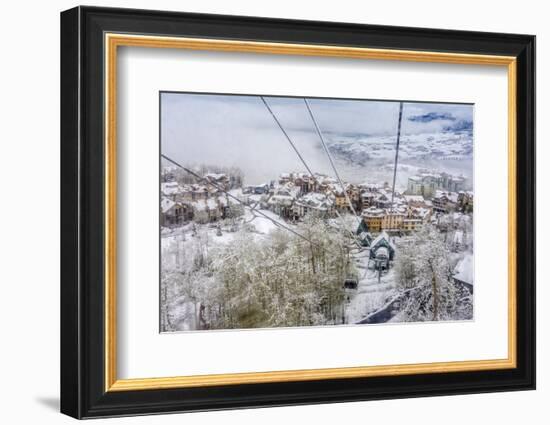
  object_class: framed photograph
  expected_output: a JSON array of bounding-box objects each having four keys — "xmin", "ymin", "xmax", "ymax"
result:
[{"xmin": 60, "ymin": 6, "xmax": 535, "ymax": 419}]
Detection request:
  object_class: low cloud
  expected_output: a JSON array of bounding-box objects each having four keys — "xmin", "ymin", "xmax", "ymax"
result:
[{"xmin": 161, "ymin": 93, "xmax": 473, "ymax": 183}]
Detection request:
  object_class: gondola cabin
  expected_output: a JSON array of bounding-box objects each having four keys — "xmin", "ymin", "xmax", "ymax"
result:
[{"xmin": 343, "ymin": 278, "xmax": 358, "ymax": 290}]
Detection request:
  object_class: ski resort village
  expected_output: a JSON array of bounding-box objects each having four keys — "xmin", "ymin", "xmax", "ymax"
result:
[
  {"xmin": 159, "ymin": 94, "xmax": 475, "ymax": 332},
  {"xmin": 160, "ymin": 165, "xmax": 474, "ymax": 331}
]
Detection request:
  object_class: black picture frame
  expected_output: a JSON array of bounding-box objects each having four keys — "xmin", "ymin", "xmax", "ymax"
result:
[{"xmin": 61, "ymin": 5, "xmax": 535, "ymax": 419}]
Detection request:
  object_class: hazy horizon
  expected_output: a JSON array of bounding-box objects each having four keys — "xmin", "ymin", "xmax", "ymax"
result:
[{"xmin": 161, "ymin": 93, "xmax": 474, "ymax": 187}]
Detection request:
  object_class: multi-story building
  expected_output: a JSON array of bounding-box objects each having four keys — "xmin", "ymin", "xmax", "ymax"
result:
[
  {"xmin": 361, "ymin": 207, "xmax": 385, "ymax": 233},
  {"xmin": 361, "ymin": 202, "xmax": 429, "ymax": 234},
  {"xmin": 441, "ymin": 173, "xmax": 466, "ymax": 193},
  {"xmin": 432, "ymin": 190, "xmax": 459, "ymax": 213},
  {"xmin": 267, "ymin": 183, "xmax": 299, "ymax": 219},
  {"xmin": 292, "ymin": 192, "xmax": 335, "ymax": 219},
  {"xmin": 457, "ymin": 191, "xmax": 474, "ymax": 213},
  {"xmin": 381, "ymin": 209, "xmax": 406, "ymax": 231},
  {"xmin": 403, "ymin": 217, "xmax": 422, "ymax": 232},
  {"xmin": 407, "ymin": 171, "xmax": 466, "ymax": 198},
  {"xmin": 204, "ymin": 173, "xmax": 230, "ymax": 191},
  {"xmin": 330, "ymin": 184, "xmax": 360, "ymax": 212},
  {"xmin": 407, "ymin": 174, "xmax": 438, "ymax": 197}
]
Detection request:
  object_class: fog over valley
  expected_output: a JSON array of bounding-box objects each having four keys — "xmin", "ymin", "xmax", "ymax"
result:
[{"xmin": 161, "ymin": 93, "xmax": 474, "ymax": 189}]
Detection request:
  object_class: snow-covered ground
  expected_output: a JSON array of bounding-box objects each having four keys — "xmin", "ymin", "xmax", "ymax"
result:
[
  {"xmin": 162, "ymin": 208, "xmax": 473, "ymax": 330},
  {"xmin": 345, "ymin": 248, "xmax": 399, "ymax": 324},
  {"xmin": 161, "ymin": 207, "xmax": 295, "ymax": 272},
  {"xmin": 242, "ymin": 208, "xmax": 281, "ymax": 235},
  {"xmin": 325, "ymin": 131, "xmax": 473, "ymax": 190}
]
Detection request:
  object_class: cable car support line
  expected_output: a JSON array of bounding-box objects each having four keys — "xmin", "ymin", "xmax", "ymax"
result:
[
  {"xmin": 260, "ymin": 96, "xmax": 361, "ymax": 248},
  {"xmin": 303, "ymin": 98, "xmax": 363, "ymax": 227},
  {"xmin": 161, "ymin": 154, "xmax": 323, "ymax": 249},
  {"xmin": 389, "ymin": 102, "xmax": 404, "ymax": 214}
]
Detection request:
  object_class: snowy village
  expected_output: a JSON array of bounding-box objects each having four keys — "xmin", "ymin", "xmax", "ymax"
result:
[
  {"xmin": 159, "ymin": 94, "xmax": 475, "ymax": 332},
  {"xmin": 160, "ymin": 165, "xmax": 474, "ymax": 331}
]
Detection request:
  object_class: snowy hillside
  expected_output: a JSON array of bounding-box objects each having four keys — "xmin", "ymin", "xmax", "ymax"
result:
[{"xmin": 325, "ymin": 130, "xmax": 473, "ymax": 164}]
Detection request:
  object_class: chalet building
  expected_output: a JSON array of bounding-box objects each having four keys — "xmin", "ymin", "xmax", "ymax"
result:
[
  {"xmin": 382, "ymin": 210, "xmax": 406, "ymax": 231},
  {"xmin": 360, "ymin": 192, "xmax": 376, "ymax": 210},
  {"xmin": 267, "ymin": 183, "xmax": 299, "ymax": 219},
  {"xmin": 191, "ymin": 198, "xmax": 223, "ymax": 224},
  {"xmin": 161, "ymin": 166, "xmax": 177, "ymax": 182},
  {"xmin": 161, "ymin": 181, "xmax": 182, "ymax": 201},
  {"xmin": 407, "ymin": 171, "xmax": 466, "ymax": 198},
  {"xmin": 403, "ymin": 217, "xmax": 422, "ymax": 232},
  {"xmin": 294, "ymin": 174, "xmax": 317, "ymax": 194},
  {"xmin": 161, "ymin": 198, "xmax": 190, "ymax": 227},
  {"xmin": 362, "ymin": 202, "xmax": 429, "ymax": 234},
  {"xmin": 333, "ymin": 190, "xmax": 348, "ymax": 210},
  {"xmin": 292, "ymin": 192, "xmax": 335, "ymax": 219},
  {"xmin": 369, "ymin": 231, "xmax": 396, "ymax": 270},
  {"xmin": 362, "ymin": 207, "xmax": 385, "ymax": 233},
  {"xmin": 432, "ymin": 190, "xmax": 459, "ymax": 213},
  {"xmin": 375, "ymin": 193, "xmax": 392, "ymax": 209},
  {"xmin": 177, "ymin": 184, "xmax": 225, "ymax": 203},
  {"xmin": 278, "ymin": 172, "xmax": 292, "ymax": 185},
  {"xmin": 457, "ymin": 191, "xmax": 474, "ymax": 213},
  {"xmin": 204, "ymin": 173, "xmax": 230, "ymax": 191},
  {"xmin": 328, "ymin": 183, "xmax": 361, "ymax": 212},
  {"xmin": 347, "ymin": 185, "xmax": 361, "ymax": 211},
  {"xmin": 408, "ymin": 206, "xmax": 432, "ymax": 223},
  {"xmin": 432, "ymin": 193, "xmax": 449, "ymax": 213},
  {"xmin": 359, "ymin": 182, "xmax": 382, "ymax": 193},
  {"xmin": 403, "ymin": 195, "xmax": 427, "ymax": 208},
  {"xmin": 160, "ymin": 183, "xmax": 230, "ymax": 227}
]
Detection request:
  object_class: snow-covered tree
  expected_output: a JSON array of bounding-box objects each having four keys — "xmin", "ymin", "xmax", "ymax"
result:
[
  {"xmin": 194, "ymin": 213, "xmax": 357, "ymax": 330},
  {"xmin": 394, "ymin": 225, "xmax": 473, "ymax": 322}
]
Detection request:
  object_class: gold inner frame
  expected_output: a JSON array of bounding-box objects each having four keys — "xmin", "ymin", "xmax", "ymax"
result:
[{"xmin": 104, "ymin": 33, "xmax": 517, "ymax": 392}]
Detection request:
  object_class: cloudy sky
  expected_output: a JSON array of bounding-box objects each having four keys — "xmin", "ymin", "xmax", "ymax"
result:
[{"xmin": 161, "ymin": 92, "xmax": 473, "ymax": 184}]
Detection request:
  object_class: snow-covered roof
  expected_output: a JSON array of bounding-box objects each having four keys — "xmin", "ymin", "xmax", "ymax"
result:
[
  {"xmin": 359, "ymin": 182, "xmax": 381, "ymax": 190},
  {"xmin": 161, "ymin": 197, "xmax": 176, "ymax": 213},
  {"xmin": 268, "ymin": 195, "xmax": 294, "ymax": 206},
  {"xmin": 161, "ymin": 181, "xmax": 181, "ymax": 196},
  {"xmin": 295, "ymin": 192, "xmax": 334, "ymax": 210},
  {"xmin": 362, "ymin": 207, "xmax": 384, "ymax": 217},
  {"xmin": 246, "ymin": 182, "xmax": 269, "ymax": 188},
  {"xmin": 453, "ymin": 254, "xmax": 473, "ymax": 285},
  {"xmin": 434, "ymin": 190, "xmax": 459, "ymax": 203},
  {"xmin": 410, "ymin": 207, "xmax": 430, "ymax": 219},
  {"xmin": 404, "ymin": 195, "xmax": 425, "ymax": 203},
  {"xmin": 371, "ymin": 231, "xmax": 395, "ymax": 251},
  {"xmin": 191, "ymin": 198, "xmax": 219, "ymax": 212},
  {"xmin": 448, "ymin": 192, "xmax": 459, "ymax": 203},
  {"xmin": 204, "ymin": 173, "xmax": 227, "ymax": 180}
]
